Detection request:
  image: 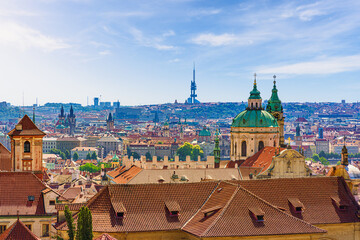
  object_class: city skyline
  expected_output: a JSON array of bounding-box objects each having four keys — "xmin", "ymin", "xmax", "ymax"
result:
[{"xmin": 1, "ymin": 0, "xmax": 360, "ymax": 106}]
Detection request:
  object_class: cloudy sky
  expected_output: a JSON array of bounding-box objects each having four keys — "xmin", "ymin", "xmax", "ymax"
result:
[{"xmin": 1, "ymin": 0, "xmax": 360, "ymax": 106}]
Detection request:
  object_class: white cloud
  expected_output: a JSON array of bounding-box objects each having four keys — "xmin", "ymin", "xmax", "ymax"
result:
[
  {"xmin": 129, "ymin": 27, "xmax": 176, "ymax": 51},
  {"xmin": 99, "ymin": 50, "xmax": 111, "ymax": 55},
  {"xmin": 0, "ymin": 22, "xmax": 70, "ymax": 51},
  {"xmin": 162, "ymin": 30, "xmax": 175, "ymax": 37},
  {"xmin": 101, "ymin": 11, "xmax": 152, "ymax": 18},
  {"xmin": 189, "ymin": 8, "xmax": 222, "ymax": 17},
  {"xmin": 257, "ymin": 55, "xmax": 360, "ymax": 75},
  {"xmin": 169, "ymin": 58, "xmax": 180, "ymax": 63},
  {"xmin": 191, "ymin": 32, "xmax": 272, "ymax": 47}
]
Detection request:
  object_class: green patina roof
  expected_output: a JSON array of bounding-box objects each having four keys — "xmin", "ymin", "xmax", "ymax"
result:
[
  {"xmin": 111, "ymin": 154, "xmax": 120, "ymax": 162},
  {"xmin": 249, "ymin": 81, "xmax": 261, "ymax": 100},
  {"xmin": 199, "ymin": 127, "xmax": 211, "ymax": 137},
  {"xmin": 231, "ymin": 109, "xmax": 279, "ymax": 128},
  {"xmin": 266, "ymin": 80, "xmax": 282, "ymax": 113},
  {"xmin": 56, "ymin": 124, "xmax": 66, "ymax": 129}
]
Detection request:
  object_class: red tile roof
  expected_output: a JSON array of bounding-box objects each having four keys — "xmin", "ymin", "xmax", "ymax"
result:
[
  {"xmin": 93, "ymin": 233, "xmax": 118, "ymax": 240},
  {"xmin": 0, "ymin": 142, "xmax": 11, "ymax": 171},
  {"xmin": 0, "ymin": 172, "xmax": 48, "ymax": 216},
  {"xmin": 111, "ymin": 166, "xmax": 142, "ymax": 184},
  {"xmin": 182, "ymin": 182, "xmax": 325, "ymax": 237},
  {"xmin": 57, "ymin": 177, "xmax": 359, "ymax": 238},
  {"xmin": 241, "ymin": 147, "xmax": 285, "ymax": 174},
  {"xmin": 234, "ymin": 177, "xmax": 360, "ymax": 224},
  {"xmin": 8, "ymin": 115, "xmax": 45, "ymax": 137},
  {"xmin": 0, "ymin": 219, "xmax": 40, "ymax": 240}
]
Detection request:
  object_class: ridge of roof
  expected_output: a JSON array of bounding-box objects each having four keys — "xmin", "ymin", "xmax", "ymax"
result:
[
  {"xmin": 8, "ymin": 115, "xmax": 45, "ymax": 137},
  {"xmin": 0, "ymin": 219, "xmax": 41, "ymax": 240}
]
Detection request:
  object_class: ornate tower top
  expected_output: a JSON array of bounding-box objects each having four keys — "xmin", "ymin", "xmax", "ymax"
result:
[
  {"xmin": 248, "ymin": 73, "xmax": 262, "ymax": 110},
  {"xmin": 266, "ymin": 75, "xmax": 282, "ymax": 113},
  {"xmin": 341, "ymin": 137, "xmax": 349, "ymax": 166}
]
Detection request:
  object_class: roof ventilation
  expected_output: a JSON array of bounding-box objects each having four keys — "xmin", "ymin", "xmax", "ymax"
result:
[
  {"xmin": 165, "ymin": 201, "xmax": 181, "ymax": 217},
  {"xmin": 249, "ymin": 207, "xmax": 265, "ymax": 222},
  {"xmin": 288, "ymin": 198, "xmax": 304, "ymax": 212}
]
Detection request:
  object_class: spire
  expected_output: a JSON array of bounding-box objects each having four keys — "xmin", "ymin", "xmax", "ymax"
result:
[
  {"xmin": 266, "ymin": 74, "xmax": 282, "ymax": 113},
  {"xmin": 108, "ymin": 112, "xmax": 113, "ymax": 121},
  {"xmin": 70, "ymin": 105, "xmax": 74, "ymax": 117},
  {"xmin": 32, "ymin": 106, "xmax": 35, "ymax": 124},
  {"xmin": 60, "ymin": 105, "xmax": 64, "ymax": 118},
  {"xmin": 341, "ymin": 136, "xmax": 349, "ymax": 166},
  {"xmin": 249, "ymin": 73, "xmax": 261, "ymax": 100},
  {"xmin": 214, "ymin": 129, "xmax": 220, "ymax": 168}
]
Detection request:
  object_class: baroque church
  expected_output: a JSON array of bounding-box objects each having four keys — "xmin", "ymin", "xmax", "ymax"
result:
[{"xmin": 230, "ymin": 74, "xmax": 284, "ymax": 162}]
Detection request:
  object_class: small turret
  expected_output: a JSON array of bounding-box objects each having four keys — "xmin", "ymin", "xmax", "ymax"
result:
[
  {"xmin": 341, "ymin": 143, "xmax": 349, "ymax": 166},
  {"xmin": 248, "ymin": 73, "xmax": 262, "ymax": 110}
]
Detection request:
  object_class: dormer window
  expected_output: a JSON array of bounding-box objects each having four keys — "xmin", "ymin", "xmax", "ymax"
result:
[
  {"xmin": 331, "ymin": 196, "xmax": 349, "ymax": 211},
  {"xmin": 202, "ymin": 205, "xmax": 222, "ymax": 218},
  {"xmin": 249, "ymin": 207, "xmax": 265, "ymax": 222},
  {"xmin": 288, "ymin": 198, "xmax": 304, "ymax": 213},
  {"xmin": 28, "ymin": 196, "xmax": 35, "ymax": 201},
  {"xmin": 165, "ymin": 201, "xmax": 180, "ymax": 217},
  {"xmin": 111, "ymin": 201, "xmax": 126, "ymax": 219},
  {"xmin": 24, "ymin": 141, "xmax": 30, "ymax": 153}
]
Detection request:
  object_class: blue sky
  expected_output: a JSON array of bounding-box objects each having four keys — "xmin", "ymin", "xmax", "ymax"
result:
[{"xmin": 1, "ymin": 0, "xmax": 360, "ymax": 106}]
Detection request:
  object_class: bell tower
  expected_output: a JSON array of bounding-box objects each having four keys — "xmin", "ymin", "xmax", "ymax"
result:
[
  {"xmin": 8, "ymin": 115, "xmax": 46, "ymax": 174},
  {"xmin": 267, "ymin": 75, "xmax": 285, "ymax": 147},
  {"xmin": 107, "ymin": 112, "xmax": 114, "ymax": 131}
]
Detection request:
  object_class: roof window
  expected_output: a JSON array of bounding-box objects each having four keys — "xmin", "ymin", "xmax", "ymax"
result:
[
  {"xmin": 288, "ymin": 198, "xmax": 304, "ymax": 213},
  {"xmin": 249, "ymin": 207, "xmax": 265, "ymax": 222},
  {"xmin": 202, "ymin": 205, "xmax": 222, "ymax": 218},
  {"xmin": 331, "ymin": 196, "xmax": 349, "ymax": 211},
  {"xmin": 165, "ymin": 201, "xmax": 181, "ymax": 217},
  {"xmin": 111, "ymin": 201, "xmax": 126, "ymax": 219},
  {"xmin": 28, "ymin": 196, "xmax": 35, "ymax": 201}
]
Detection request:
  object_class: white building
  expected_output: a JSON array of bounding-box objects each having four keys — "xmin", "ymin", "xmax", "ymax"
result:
[{"xmin": 43, "ymin": 137, "xmax": 58, "ymax": 153}]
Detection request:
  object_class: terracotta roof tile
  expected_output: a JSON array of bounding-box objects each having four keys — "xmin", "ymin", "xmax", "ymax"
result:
[
  {"xmin": 0, "ymin": 219, "xmax": 40, "ymax": 240},
  {"xmin": 111, "ymin": 166, "xmax": 142, "ymax": 184},
  {"xmin": 93, "ymin": 233, "xmax": 118, "ymax": 240},
  {"xmin": 234, "ymin": 177, "xmax": 360, "ymax": 224},
  {"xmin": 0, "ymin": 172, "xmax": 47, "ymax": 216},
  {"xmin": 8, "ymin": 115, "xmax": 45, "ymax": 137},
  {"xmin": 241, "ymin": 147, "xmax": 285, "ymax": 174}
]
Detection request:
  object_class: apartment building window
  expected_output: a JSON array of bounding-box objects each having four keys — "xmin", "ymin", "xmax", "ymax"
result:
[
  {"xmin": 0, "ymin": 225, "xmax": 6, "ymax": 234},
  {"xmin": 42, "ymin": 224, "xmax": 50, "ymax": 237},
  {"xmin": 49, "ymin": 200, "xmax": 55, "ymax": 205}
]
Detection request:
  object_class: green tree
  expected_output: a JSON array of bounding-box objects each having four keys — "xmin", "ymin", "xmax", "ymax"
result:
[
  {"xmin": 318, "ymin": 151, "xmax": 326, "ymax": 158},
  {"xmin": 76, "ymin": 206, "xmax": 93, "ymax": 240},
  {"xmin": 86, "ymin": 152, "xmax": 91, "ymax": 160},
  {"xmin": 312, "ymin": 154, "xmax": 320, "ymax": 162},
  {"xmin": 64, "ymin": 205, "xmax": 75, "ymax": 240},
  {"xmin": 79, "ymin": 163, "xmax": 100, "ymax": 173},
  {"xmin": 176, "ymin": 142, "xmax": 193, "ymax": 161},
  {"xmin": 91, "ymin": 152, "xmax": 97, "ymax": 160},
  {"xmin": 145, "ymin": 152, "xmax": 152, "ymax": 160},
  {"xmin": 319, "ymin": 156, "xmax": 330, "ymax": 166},
  {"xmin": 65, "ymin": 150, "xmax": 71, "ymax": 159},
  {"xmin": 60, "ymin": 152, "xmax": 66, "ymax": 160},
  {"xmin": 50, "ymin": 148, "xmax": 61, "ymax": 155},
  {"xmin": 191, "ymin": 145, "xmax": 204, "ymax": 160},
  {"xmin": 73, "ymin": 152, "xmax": 79, "ymax": 161},
  {"xmin": 337, "ymin": 161, "xmax": 341, "ymax": 165}
]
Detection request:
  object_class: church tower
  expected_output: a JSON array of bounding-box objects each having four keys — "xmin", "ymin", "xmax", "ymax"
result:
[
  {"xmin": 231, "ymin": 74, "xmax": 280, "ymax": 162},
  {"xmin": 68, "ymin": 105, "xmax": 76, "ymax": 136},
  {"xmin": 8, "ymin": 115, "xmax": 46, "ymax": 173},
  {"xmin": 214, "ymin": 130, "xmax": 221, "ymax": 168},
  {"xmin": 341, "ymin": 144, "xmax": 349, "ymax": 166},
  {"xmin": 294, "ymin": 125, "xmax": 302, "ymax": 146},
  {"xmin": 107, "ymin": 112, "xmax": 114, "ymax": 131},
  {"xmin": 267, "ymin": 75, "xmax": 285, "ymax": 147},
  {"xmin": 59, "ymin": 105, "xmax": 65, "ymax": 125}
]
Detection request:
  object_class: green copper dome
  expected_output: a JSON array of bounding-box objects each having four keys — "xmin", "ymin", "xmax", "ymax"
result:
[
  {"xmin": 266, "ymin": 78, "xmax": 282, "ymax": 113},
  {"xmin": 231, "ymin": 109, "xmax": 279, "ymax": 128},
  {"xmin": 199, "ymin": 126, "xmax": 211, "ymax": 136},
  {"xmin": 111, "ymin": 154, "xmax": 120, "ymax": 162}
]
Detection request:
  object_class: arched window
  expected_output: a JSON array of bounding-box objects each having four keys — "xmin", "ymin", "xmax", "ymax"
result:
[
  {"xmin": 24, "ymin": 141, "xmax": 30, "ymax": 153},
  {"xmin": 234, "ymin": 143, "xmax": 237, "ymax": 156},
  {"xmin": 258, "ymin": 141, "xmax": 264, "ymax": 151},
  {"xmin": 256, "ymin": 102, "xmax": 258, "ymax": 108},
  {"xmin": 251, "ymin": 103, "xmax": 253, "ymax": 109},
  {"xmin": 241, "ymin": 141, "xmax": 247, "ymax": 157},
  {"xmin": 274, "ymin": 141, "xmax": 276, "ymax": 147}
]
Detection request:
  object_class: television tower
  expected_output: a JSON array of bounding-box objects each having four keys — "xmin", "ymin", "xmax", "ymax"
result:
[{"xmin": 187, "ymin": 63, "xmax": 199, "ymax": 104}]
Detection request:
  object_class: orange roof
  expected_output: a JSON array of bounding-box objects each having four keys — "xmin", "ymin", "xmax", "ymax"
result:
[
  {"xmin": 8, "ymin": 115, "xmax": 45, "ymax": 137},
  {"xmin": 112, "ymin": 165, "xmax": 142, "ymax": 184},
  {"xmin": 242, "ymin": 147, "xmax": 285, "ymax": 174},
  {"xmin": 0, "ymin": 219, "xmax": 40, "ymax": 240}
]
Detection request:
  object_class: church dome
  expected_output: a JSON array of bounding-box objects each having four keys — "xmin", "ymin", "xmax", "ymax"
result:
[
  {"xmin": 231, "ymin": 109, "xmax": 279, "ymax": 128},
  {"xmin": 199, "ymin": 126, "xmax": 211, "ymax": 136}
]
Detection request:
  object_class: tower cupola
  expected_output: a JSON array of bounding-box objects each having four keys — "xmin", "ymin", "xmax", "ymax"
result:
[{"xmin": 248, "ymin": 73, "xmax": 262, "ymax": 110}]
